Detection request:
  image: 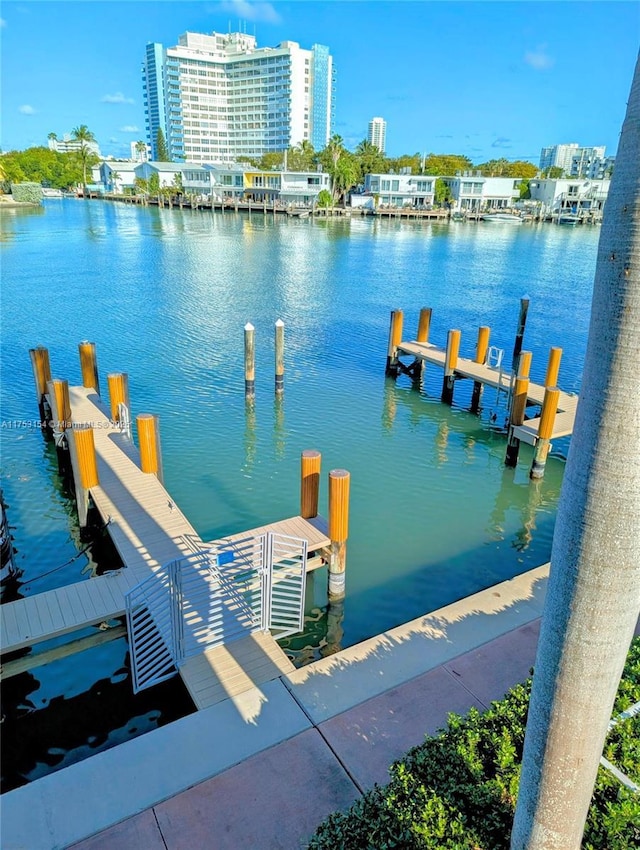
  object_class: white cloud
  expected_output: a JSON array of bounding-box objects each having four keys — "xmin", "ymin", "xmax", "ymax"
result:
[
  {"xmin": 524, "ymin": 45, "xmax": 554, "ymax": 71},
  {"xmin": 120, "ymin": 125, "xmax": 140, "ymax": 133},
  {"xmin": 215, "ymin": 1, "xmax": 281, "ymax": 24},
  {"xmin": 0, "ymin": 18, "xmax": 6, "ymax": 27},
  {"xmin": 102, "ymin": 92, "xmax": 135, "ymax": 104},
  {"xmin": 19, "ymin": 104, "xmax": 36, "ymax": 115}
]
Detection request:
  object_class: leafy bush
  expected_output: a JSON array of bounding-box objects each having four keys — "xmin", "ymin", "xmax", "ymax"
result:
[
  {"xmin": 308, "ymin": 638, "xmax": 640, "ymax": 850},
  {"xmin": 316, "ymin": 189, "xmax": 332, "ymax": 208},
  {"xmin": 10, "ymin": 182, "xmax": 43, "ymax": 204}
]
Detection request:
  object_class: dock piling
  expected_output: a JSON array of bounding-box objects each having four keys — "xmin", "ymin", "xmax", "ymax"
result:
[
  {"xmin": 505, "ymin": 376, "xmax": 530, "ymax": 467},
  {"xmin": 275, "ymin": 319, "xmax": 284, "ymax": 395},
  {"xmin": 471, "ymin": 326, "xmax": 490, "ymax": 412},
  {"xmin": 544, "ymin": 346, "xmax": 563, "ymax": 388},
  {"xmin": 385, "ymin": 309, "xmax": 403, "ymax": 377},
  {"xmin": 137, "ymin": 413, "xmax": 164, "ymax": 483},
  {"xmin": 78, "ymin": 341, "xmax": 100, "ymax": 394},
  {"xmin": 441, "ymin": 329, "xmax": 461, "ymax": 405},
  {"xmin": 107, "ymin": 373, "xmax": 130, "ymax": 424},
  {"xmin": 416, "ymin": 307, "xmax": 432, "ymax": 344},
  {"xmin": 29, "ymin": 346, "xmax": 52, "ymax": 426},
  {"xmin": 328, "ymin": 469, "xmax": 350, "ymax": 601},
  {"xmin": 68, "ymin": 425, "xmax": 99, "ymax": 527},
  {"xmin": 244, "ymin": 323, "xmax": 255, "ymax": 399},
  {"xmin": 47, "ymin": 378, "xmax": 72, "ymax": 472},
  {"xmin": 301, "ymin": 450, "xmax": 321, "ymax": 519},
  {"xmin": 519, "ymin": 350, "xmax": 532, "ymax": 379},
  {"xmin": 530, "ymin": 387, "xmax": 560, "ymax": 479}
]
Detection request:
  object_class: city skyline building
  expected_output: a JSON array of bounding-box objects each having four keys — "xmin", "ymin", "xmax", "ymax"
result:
[
  {"xmin": 47, "ymin": 133, "xmax": 101, "ymax": 157},
  {"xmin": 539, "ymin": 142, "xmax": 611, "ymax": 177},
  {"xmin": 142, "ymin": 31, "xmax": 333, "ymax": 163},
  {"xmin": 368, "ymin": 116, "xmax": 386, "ymax": 153}
]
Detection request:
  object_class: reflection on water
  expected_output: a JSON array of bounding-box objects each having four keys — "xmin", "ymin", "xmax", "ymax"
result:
[{"xmin": 1, "ymin": 200, "xmax": 598, "ymax": 788}]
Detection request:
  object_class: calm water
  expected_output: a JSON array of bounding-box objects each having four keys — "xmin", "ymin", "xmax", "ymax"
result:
[{"xmin": 1, "ymin": 200, "xmax": 598, "ymax": 788}]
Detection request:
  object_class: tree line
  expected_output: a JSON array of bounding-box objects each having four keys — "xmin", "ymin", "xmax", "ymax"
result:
[{"xmin": 2, "ymin": 124, "xmax": 539, "ymax": 201}]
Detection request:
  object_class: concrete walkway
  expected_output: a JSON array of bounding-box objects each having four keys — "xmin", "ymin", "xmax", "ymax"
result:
[{"xmin": 2, "ymin": 565, "xmax": 550, "ymax": 850}]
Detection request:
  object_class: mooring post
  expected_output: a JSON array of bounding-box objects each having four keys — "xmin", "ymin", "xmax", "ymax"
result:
[
  {"xmin": 509, "ymin": 296, "xmax": 530, "ymax": 400},
  {"xmin": 416, "ymin": 307, "xmax": 432, "ymax": 344},
  {"xmin": 544, "ymin": 346, "xmax": 563, "ymax": 387},
  {"xmin": 275, "ymin": 319, "xmax": 284, "ymax": 395},
  {"xmin": 78, "ymin": 341, "xmax": 100, "ymax": 394},
  {"xmin": 441, "ymin": 329, "xmax": 461, "ymax": 405},
  {"xmin": 519, "ymin": 350, "xmax": 532, "ymax": 379},
  {"xmin": 505, "ymin": 376, "xmax": 530, "ymax": 467},
  {"xmin": 68, "ymin": 425, "xmax": 99, "ymax": 527},
  {"xmin": 137, "ymin": 413, "xmax": 164, "ymax": 483},
  {"xmin": 29, "ymin": 346, "xmax": 52, "ymax": 427},
  {"xmin": 301, "ymin": 449, "xmax": 321, "ymax": 519},
  {"xmin": 107, "ymin": 372, "xmax": 130, "ymax": 423},
  {"xmin": 47, "ymin": 378, "xmax": 72, "ymax": 471},
  {"xmin": 244, "ymin": 322, "xmax": 255, "ymax": 399},
  {"xmin": 385, "ymin": 309, "xmax": 403, "ymax": 377},
  {"xmin": 471, "ymin": 325, "xmax": 490, "ymax": 412},
  {"xmin": 530, "ymin": 387, "xmax": 560, "ymax": 479},
  {"xmin": 328, "ymin": 469, "xmax": 350, "ymax": 601}
]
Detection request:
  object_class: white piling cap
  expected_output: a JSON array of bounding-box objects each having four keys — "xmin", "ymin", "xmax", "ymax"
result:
[
  {"xmin": 244, "ymin": 322, "xmax": 255, "ymax": 331},
  {"xmin": 275, "ymin": 318, "xmax": 284, "ymax": 327}
]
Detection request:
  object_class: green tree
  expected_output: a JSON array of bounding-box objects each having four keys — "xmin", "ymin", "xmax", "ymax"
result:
[
  {"xmin": 135, "ymin": 140, "xmax": 147, "ymax": 160},
  {"xmin": 110, "ymin": 170, "xmax": 121, "ymax": 194},
  {"xmin": 70, "ymin": 124, "xmax": 97, "ymax": 190},
  {"xmin": 511, "ymin": 56, "xmax": 640, "ymax": 850},
  {"xmin": 287, "ymin": 140, "xmax": 316, "ymax": 172},
  {"xmin": 434, "ymin": 178, "xmax": 453, "ymax": 206},
  {"xmin": 172, "ymin": 172, "xmax": 183, "ymax": 194},
  {"xmin": 542, "ymin": 166, "xmax": 564, "ymax": 179},
  {"xmin": 354, "ymin": 139, "xmax": 388, "ymax": 177},
  {"xmin": 387, "ymin": 152, "xmax": 422, "ymax": 174},
  {"xmin": 148, "ymin": 171, "xmax": 160, "ymax": 200},
  {"xmin": 332, "ymin": 153, "xmax": 360, "ymax": 205},
  {"xmin": 518, "ymin": 179, "xmax": 531, "ymax": 199},
  {"xmin": 47, "ymin": 132, "xmax": 58, "ymax": 143},
  {"xmin": 155, "ymin": 128, "xmax": 170, "ymax": 162},
  {"xmin": 316, "ymin": 189, "xmax": 332, "ymax": 208},
  {"xmin": 259, "ymin": 151, "xmax": 284, "ymax": 170},
  {"xmin": 423, "ymin": 153, "xmax": 473, "ymax": 176}
]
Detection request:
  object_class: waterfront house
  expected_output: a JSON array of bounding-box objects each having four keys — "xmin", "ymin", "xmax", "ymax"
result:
[
  {"xmin": 358, "ymin": 173, "xmax": 436, "ymax": 208},
  {"xmin": 99, "ymin": 161, "xmax": 138, "ymax": 194},
  {"xmin": 443, "ymin": 173, "xmax": 522, "ymax": 212},
  {"xmin": 528, "ymin": 177, "xmax": 610, "ymax": 218}
]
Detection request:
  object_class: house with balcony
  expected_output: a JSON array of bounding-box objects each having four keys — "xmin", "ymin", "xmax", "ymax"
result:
[
  {"xmin": 356, "ymin": 173, "xmax": 436, "ymax": 208},
  {"xmin": 528, "ymin": 178, "xmax": 610, "ymax": 217},
  {"xmin": 441, "ymin": 173, "xmax": 522, "ymax": 211},
  {"xmin": 98, "ymin": 161, "xmax": 139, "ymax": 194}
]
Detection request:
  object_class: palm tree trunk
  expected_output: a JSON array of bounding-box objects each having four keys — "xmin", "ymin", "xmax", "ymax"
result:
[{"xmin": 511, "ymin": 54, "xmax": 640, "ymax": 849}]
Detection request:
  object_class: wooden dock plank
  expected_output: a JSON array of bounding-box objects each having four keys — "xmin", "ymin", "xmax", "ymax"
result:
[{"xmin": 397, "ymin": 339, "xmax": 579, "ymax": 443}]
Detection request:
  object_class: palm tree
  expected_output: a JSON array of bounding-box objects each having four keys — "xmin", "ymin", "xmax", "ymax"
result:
[
  {"xmin": 110, "ymin": 170, "xmax": 121, "ymax": 195},
  {"xmin": 71, "ymin": 124, "xmax": 96, "ymax": 192},
  {"xmin": 510, "ymin": 54, "xmax": 640, "ymax": 850},
  {"xmin": 135, "ymin": 140, "xmax": 147, "ymax": 162}
]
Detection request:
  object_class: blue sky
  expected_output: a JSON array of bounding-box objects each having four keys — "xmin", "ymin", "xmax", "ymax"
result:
[{"xmin": 2, "ymin": 1, "xmax": 638, "ymax": 163}]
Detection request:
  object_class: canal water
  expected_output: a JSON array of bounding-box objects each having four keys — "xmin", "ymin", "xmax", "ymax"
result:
[{"xmin": 1, "ymin": 200, "xmax": 598, "ymax": 789}]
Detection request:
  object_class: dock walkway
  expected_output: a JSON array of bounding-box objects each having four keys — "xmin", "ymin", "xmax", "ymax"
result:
[
  {"xmin": 0, "ymin": 387, "xmax": 331, "ymax": 710},
  {"xmin": 397, "ymin": 340, "xmax": 578, "ymax": 444}
]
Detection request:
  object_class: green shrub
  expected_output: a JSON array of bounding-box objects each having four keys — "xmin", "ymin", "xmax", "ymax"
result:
[
  {"xmin": 308, "ymin": 638, "xmax": 640, "ymax": 850},
  {"xmin": 11, "ymin": 182, "xmax": 43, "ymax": 204}
]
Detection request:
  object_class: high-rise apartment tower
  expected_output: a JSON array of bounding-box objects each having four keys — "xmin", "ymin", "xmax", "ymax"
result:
[
  {"xmin": 142, "ymin": 31, "xmax": 333, "ymax": 162},
  {"xmin": 368, "ymin": 117, "xmax": 386, "ymax": 153}
]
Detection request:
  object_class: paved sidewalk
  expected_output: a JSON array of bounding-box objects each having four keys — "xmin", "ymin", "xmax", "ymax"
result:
[
  {"xmin": 68, "ymin": 619, "xmax": 542, "ymax": 850},
  {"xmin": 1, "ymin": 566, "xmax": 550, "ymax": 850}
]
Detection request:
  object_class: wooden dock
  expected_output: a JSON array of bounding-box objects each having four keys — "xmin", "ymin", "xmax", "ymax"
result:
[
  {"xmin": 396, "ymin": 339, "xmax": 578, "ymax": 444},
  {"xmin": 1, "ymin": 386, "xmax": 331, "ymax": 710}
]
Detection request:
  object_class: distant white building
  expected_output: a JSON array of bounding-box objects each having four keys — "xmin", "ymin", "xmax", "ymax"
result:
[
  {"xmin": 539, "ymin": 143, "xmax": 611, "ymax": 177},
  {"xmin": 368, "ymin": 117, "xmax": 387, "ymax": 154},
  {"xmin": 48, "ymin": 134, "xmax": 101, "ymax": 157},
  {"xmin": 539, "ymin": 143, "xmax": 580, "ymax": 173},
  {"xmin": 130, "ymin": 141, "xmax": 151, "ymax": 163}
]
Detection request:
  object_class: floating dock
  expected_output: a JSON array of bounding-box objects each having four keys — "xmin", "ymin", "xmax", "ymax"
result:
[{"xmin": 1, "ymin": 382, "xmax": 335, "ymax": 711}]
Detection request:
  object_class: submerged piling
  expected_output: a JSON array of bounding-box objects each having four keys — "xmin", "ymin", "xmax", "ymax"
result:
[{"xmin": 505, "ymin": 376, "xmax": 530, "ymax": 467}]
